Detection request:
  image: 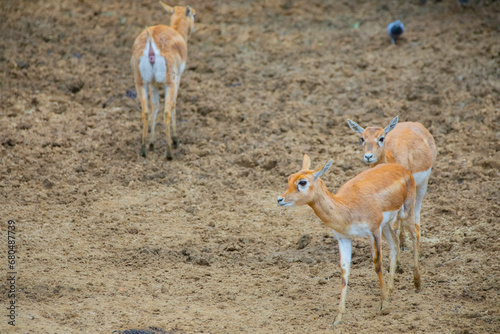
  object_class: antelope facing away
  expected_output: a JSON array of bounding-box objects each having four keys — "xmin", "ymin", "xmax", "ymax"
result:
[
  {"xmin": 347, "ymin": 116, "xmax": 437, "ymax": 247},
  {"xmin": 277, "ymin": 154, "xmax": 420, "ymax": 325},
  {"xmin": 131, "ymin": 2, "xmax": 196, "ymax": 159}
]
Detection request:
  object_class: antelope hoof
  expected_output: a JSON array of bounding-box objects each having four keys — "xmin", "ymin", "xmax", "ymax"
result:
[
  {"xmin": 380, "ymin": 304, "xmax": 391, "ymax": 315},
  {"xmin": 172, "ymin": 137, "xmax": 179, "ymax": 148},
  {"xmin": 166, "ymin": 150, "xmax": 173, "ymax": 161},
  {"xmin": 149, "ymin": 143, "xmax": 154, "ymax": 152},
  {"xmin": 140, "ymin": 145, "xmax": 147, "ymax": 157},
  {"xmin": 414, "ymin": 278, "xmax": 421, "ymax": 291},
  {"xmin": 333, "ymin": 313, "xmax": 343, "ymax": 326}
]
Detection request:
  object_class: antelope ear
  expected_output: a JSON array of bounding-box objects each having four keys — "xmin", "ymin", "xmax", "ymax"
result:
[
  {"xmin": 384, "ymin": 116, "xmax": 399, "ymax": 135},
  {"xmin": 302, "ymin": 154, "xmax": 311, "ymax": 170},
  {"xmin": 185, "ymin": 6, "xmax": 192, "ymax": 17},
  {"xmin": 159, "ymin": 1, "xmax": 174, "ymax": 14},
  {"xmin": 313, "ymin": 159, "xmax": 333, "ymax": 182},
  {"xmin": 347, "ymin": 119, "xmax": 365, "ymax": 134}
]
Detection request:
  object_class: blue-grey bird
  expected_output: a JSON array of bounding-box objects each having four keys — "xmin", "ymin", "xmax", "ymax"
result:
[{"xmin": 387, "ymin": 20, "xmax": 404, "ymax": 45}]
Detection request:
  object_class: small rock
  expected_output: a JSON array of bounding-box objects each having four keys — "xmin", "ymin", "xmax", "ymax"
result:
[
  {"xmin": 16, "ymin": 60, "xmax": 30, "ymax": 69},
  {"xmin": 126, "ymin": 89, "xmax": 137, "ymax": 99},
  {"xmin": 17, "ymin": 122, "xmax": 32, "ymax": 130},
  {"xmin": 3, "ymin": 138, "xmax": 16, "ymax": 147},
  {"xmin": 196, "ymin": 258, "xmax": 210, "ymax": 266},
  {"xmin": 75, "ymin": 166, "xmax": 85, "ymax": 173},
  {"xmin": 317, "ymin": 278, "xmax": 327, "ymax": 285},
  {"xmin": 225, "ymin": 244, "xmax": 240, "ymax": 252},
  {"xmin": 43, "ymin": 179, "xmax": 54, "ymax": 189}
]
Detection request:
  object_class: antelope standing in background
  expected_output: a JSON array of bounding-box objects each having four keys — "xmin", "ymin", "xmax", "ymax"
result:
[
  {"xmin": 131, "ymin": 2, "xmax": 196, "ymax": 159},
  {"xmin": 277, "ymin": 154, "xmax": 420, "ymax": 325},
  {"xmin": 347, "ymin": 116, "xmax": 436, "ymax": 247}
]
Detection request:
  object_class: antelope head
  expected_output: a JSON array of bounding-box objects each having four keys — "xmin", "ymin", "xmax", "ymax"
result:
[
  {"xmin": 160, "ymin": 2, "xmax": 197, "ymax": 37},
  {"xmin": 277, "ymin": 154, "xmax": 333, "ymax": 207},
  {"xmin": 347, "ymin": 116, "xmax": 399, "ymax": 165}
]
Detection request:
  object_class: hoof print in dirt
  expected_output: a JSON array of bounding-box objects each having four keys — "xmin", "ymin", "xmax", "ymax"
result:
[
  {"xmin": 66, "ymin": 78, "xmax": 85, "ymax": 94},
  {"xmin": 297, "ymin": 234, "xmax": 312, "ymax": 250}
]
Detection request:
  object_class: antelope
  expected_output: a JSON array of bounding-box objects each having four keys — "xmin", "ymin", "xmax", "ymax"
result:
[
  {"xmin": 131, "ymin": 2, "xmax": 196, "ymax": 159},
  {"xmin": 347, "ymin": 116, "xmax": 437, "ymax": 247},
  {"xmin": 277, "ymin": 154, "xmax": 420, "ymax": 325}
]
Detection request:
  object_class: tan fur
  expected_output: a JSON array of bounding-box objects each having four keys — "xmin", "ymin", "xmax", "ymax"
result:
[
  {"xmin": 348, "ymin": 117, "xmax": 437, "ymax": 249},
  {"xmin": 349, "ymin": 119, "xmax": 437, "ymax": 173},
  {"xmin": 130, "ymin": 2, "xmax": 196, "ymax": 159},
  {"xmin": 278, "ymin": 155, "xmax": 420, "ymax": 325}
]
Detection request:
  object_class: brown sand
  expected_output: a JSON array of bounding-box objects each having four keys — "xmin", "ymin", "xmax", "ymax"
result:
[{"xmin": 0, "ymin": 0, "xmax": 499, "ymax": 333}]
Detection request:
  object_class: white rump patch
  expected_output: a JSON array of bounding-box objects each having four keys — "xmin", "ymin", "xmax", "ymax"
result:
[
  {"xmin": 382, "ymin": 210, "xmax": 400, "ymax": 227},
  {"xmin": 412, "ymin": 168, "xmax": 432, "ymax": 188},
  {"xmin": 139, "ymin": 39, "xmax": 167, "ymax": 84}
]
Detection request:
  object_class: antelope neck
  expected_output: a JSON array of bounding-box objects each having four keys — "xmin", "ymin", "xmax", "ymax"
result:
[
  {"xmin": 172, "ymin": 20, "xmax": 190, "ymax": 41},
  {"xmin": 308, "ymin": 181, "xmax": 349, "ymax": 231}
]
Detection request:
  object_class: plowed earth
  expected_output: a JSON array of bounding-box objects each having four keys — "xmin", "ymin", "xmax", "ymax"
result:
[{"xmin": 0, "ymin": 0, "xmax": 499, "ymax": 333}]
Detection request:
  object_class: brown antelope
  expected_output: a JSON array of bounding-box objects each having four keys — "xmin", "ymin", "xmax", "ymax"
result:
[
  {"xmin": 277, "ymin": 154, "xmax": 420, "ymax": 325},
  {"xmin": 347, "ymin": 116, "xmax": 437, "ymax": 247},
  {"xmin": 131, "ymin": 2, "xmax": 196, "ymax": 159}
]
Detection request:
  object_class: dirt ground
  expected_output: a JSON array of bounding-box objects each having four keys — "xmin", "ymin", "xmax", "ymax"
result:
[{"xmin": 1, "ymin": 0, "xmax": 499, "ymax": 333}]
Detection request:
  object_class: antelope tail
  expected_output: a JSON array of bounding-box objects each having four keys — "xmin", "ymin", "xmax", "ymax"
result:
[{"xmin": 146, "ymin": 27, "xmax": 156, "ymax": 65}]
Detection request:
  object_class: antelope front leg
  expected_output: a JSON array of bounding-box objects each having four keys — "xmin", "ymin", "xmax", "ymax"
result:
[
  {"xmin": 163, "ymin": 84, "xmax": 175, "ymax": 160},
  {"xmin": 334, "ymin": 236, "xmax": 352, "ymax": 325},
  {"xmin": 137, "ymin": 85, "xmax": 149, "ymax": 157}
]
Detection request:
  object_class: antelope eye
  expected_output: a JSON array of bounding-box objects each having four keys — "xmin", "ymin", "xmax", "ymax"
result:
[
  {"xmin": 379, "ymin": 137, "xmax": 384, "ymax": 142},
  {"xmin": 298, "ymin": 180, "xmax": 307, "ymax": 187}
]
